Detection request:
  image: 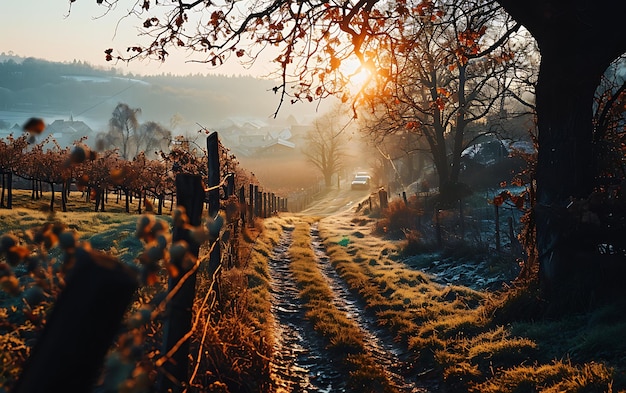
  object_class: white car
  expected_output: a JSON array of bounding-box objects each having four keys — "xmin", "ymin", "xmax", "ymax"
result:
[{"xmin": 351, "ymin": 175, "xmax": 371, "ymax": 190}]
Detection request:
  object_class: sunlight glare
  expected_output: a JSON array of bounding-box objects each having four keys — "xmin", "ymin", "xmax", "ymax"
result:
[
  {"xmin": 341, "ymin": 58, "xmax": 373, "ymax": 96},
  {"xmin": 349, "ymin": 67, "xmax": 372, "ymax": 92}
]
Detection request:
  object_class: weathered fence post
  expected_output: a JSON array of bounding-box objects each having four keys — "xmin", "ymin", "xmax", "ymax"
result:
[
  {"xmin": 159, "ymin": 174, "xmax": 204, "ymax": 393},
  {"xmin": 254, "ymin": 186, "xmax": 260, "ymax": 217},
  {"xmin": 263, "ymin": 192, "xmax": 267, "ymax": 218},
  {"xmin": 379, "ymin": 188, "xmax": 388, "ymax": 210},
  {"xmin": 15, "ymin": 250, "xmax": 138, "ymax": 393},
  {"xmin": 436, "ymin": 206, "xmax": 443, "ymax": 248},
  {"xmin": 507, "ymin": 216, "xmax": 515, "ymax": 251},
  {"xmin": 249, "ymin": 184, "xmax": 254, "ymax": 223},
  {"xmin": 226, "ymin": 172, "xmax": 235, "ymax": 197},
  {"xmin": 495, "ymin": 204, "xmax": 501, "ymax": 252},
  {"xmin": 459, "ymin": 199, "xmax": 465, "ymax": 240},
  {"xmin": 207, "ymin": 132, "xmax": 221, "ymax": 274},
  {"xmin": 239, "ymin": 186, "xmax": 246, "ymax": 222}
]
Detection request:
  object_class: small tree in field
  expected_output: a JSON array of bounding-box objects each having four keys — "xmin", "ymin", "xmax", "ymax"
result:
[
  {"xmin": 0, "ymin": 134, "xmax": 27, "ymax": 209},
  {"xmin": 101, "ymin": 103, "xmax": 141, "ymax": 160},
  {"xmin": 304, "ymin": 107, "xmax": 349, "ymax": 188}
]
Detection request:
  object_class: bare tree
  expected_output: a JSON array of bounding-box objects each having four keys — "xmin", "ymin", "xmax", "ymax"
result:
[
  {"xmin": 103, "ymin": 103, "xmax": 141, "ymax": 160},
  {"xmin": 100, "ymin": 104, "xmax": 172, "ymax": 159},
  {"xmin": 356, "ymin": 0, "xmax": 532, "ymax": 202},
  {"xmin": 134, "ymin": 121, "xmax": 172, "ymax": 158},
  {"xmin": 304, "ymin": 107, "xmax": 349, "ymax": 188}
]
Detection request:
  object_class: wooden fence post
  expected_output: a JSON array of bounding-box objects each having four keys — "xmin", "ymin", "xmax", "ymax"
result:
[
  {"xmin": 159, "ymin": 174, "xmax": 204, "ymax": 393},
  {"xmin": 207, "ymin": 133, "xmax": 221, "ymax": 274},
  {"xmin": 379, "ymin": 188, "xmax": 388, "ymax": 210},
  {"xmin": 226, "ymin": 173, "xmax": 235, "ymax": 197},
  {"xmin": 254, "ymin": 186, "xmax": 260, "ymax": 217},
  {"xmin": 262, "ymin": 192, "xmax": 267, "ymax": 218},
  {"xmin": 239, "ymin": 186, "xmax": 246, "ymax": 222},
  {"xmin": 249, "ymin": 184, "xmax": 254, "ymax": 223},
  {"xmin": 436, "ymin": 206, "xmax": 443, "ymax": 248},
  {"xmin": 459, "ymin": 199, "xmax": 465, "ymax": 241},
  {"xmin": 495, "ymin": 204, "xmax": 501, "ymax": 252},
  {"xmin": 15, "ymin": 249, "xmax": 138, "ymax": 393}
]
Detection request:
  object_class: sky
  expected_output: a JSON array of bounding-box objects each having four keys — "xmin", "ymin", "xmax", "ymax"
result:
[{"xmin": 0, "ymin": 1, "xmax": 274, "ymax": 77}]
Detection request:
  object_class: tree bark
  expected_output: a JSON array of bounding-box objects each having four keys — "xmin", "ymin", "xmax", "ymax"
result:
[
  {"xmin": 498, "ymin": 0, "xmax": 626, "ymax": 303},
  {"xmin": 61, "ymin": 182, "xmax": 67, "ymax": 213},
  {"xmin": 1, "ymin": 172, "xmax": 5, "ymax": 208},
  {"xmin": 7, "ymin": 172, "xmax": 12, "ymax": 209},
  {"xmin": 324, "ymin": 173, "xmax": 332, "ymax": 188},
  {"xmin": 94, "ymin": 189, "xmax": 100, "ymax": 212},
  {"xmin": 49, "ymin": 182, "xmax": 55, "ymax": 212}
]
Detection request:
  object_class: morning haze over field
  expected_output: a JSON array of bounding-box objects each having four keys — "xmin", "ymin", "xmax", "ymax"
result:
[{"xmin": 2, "ymin": 1, "xmax": 626, "ymax": 393}]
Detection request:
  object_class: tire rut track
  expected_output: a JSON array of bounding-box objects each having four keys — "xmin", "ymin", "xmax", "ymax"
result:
[
  {"xmin": 309, "ymin": 223, "xmax": 429, "ymax": 393},
  {"xmin": 269, "ymin": 226, "xmax": 345, "ymax": 393}
]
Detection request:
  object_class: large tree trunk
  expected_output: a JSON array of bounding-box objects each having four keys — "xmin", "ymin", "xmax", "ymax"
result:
[
  {"xmin": 534, "ymin": 49, "xmax": 602, "ymax": 293},
  {"xmin": 499, "ymin": 0, "xmax": 626, "ymax": 305}
]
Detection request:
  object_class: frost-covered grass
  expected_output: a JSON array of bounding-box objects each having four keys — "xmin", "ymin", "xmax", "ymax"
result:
[
  {"xmin": 318, "ymin": 209, "xmax": 626, "ymax": 392},
  {"xmin": 243, "ymin": 217, "xmax": 284, "ymax": 343},
  {"xmin": 288, "ymin": 220, "xmax": 395, "ymax": 393}
]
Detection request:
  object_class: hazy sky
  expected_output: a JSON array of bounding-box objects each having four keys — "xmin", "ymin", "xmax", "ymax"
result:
[{"xmin": 0, "ymin": 1, "xmax": 274, "ymax": 76}]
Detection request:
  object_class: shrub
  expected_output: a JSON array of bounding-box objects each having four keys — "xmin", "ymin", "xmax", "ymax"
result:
[{"xmin": 375, "ymin": 198, "xmax": 422, "ymax": 237}]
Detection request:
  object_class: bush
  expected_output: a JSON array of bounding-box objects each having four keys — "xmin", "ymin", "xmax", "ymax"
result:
[{"xmin": 375, "ymin": 198, "xmax": 422, "ymax": 237}]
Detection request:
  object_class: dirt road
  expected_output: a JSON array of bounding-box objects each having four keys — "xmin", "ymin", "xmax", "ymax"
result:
[
  {"xmin": 268, "ymin": 189, "xmax": 429, "ymax": 392},
  {"xmin": 299, "ymin": 187, "xmax": 371, "ymax": 217}
]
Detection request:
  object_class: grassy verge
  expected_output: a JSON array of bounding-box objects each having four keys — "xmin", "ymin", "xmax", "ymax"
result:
[
  {"xmin": 0, "ymin": 207, "xmax": 144, "ymax": 389},
  {"xmin": 186, "ymin": 217, "xmax": 289, "ymax": 392},
  {"xmin": 243, "ymin": 217, "xmax": 284, "ymax": 355},
  {"xmin": 288, "ymin": 219, "xmax": 395, "ymax": 393},
  {"xmin": 318, "ymin": 213, "xmax": 623, "ymax": 392},
  {"xmin": 0, "ymin": 205, "xmax": 278, "ymax": 392}
]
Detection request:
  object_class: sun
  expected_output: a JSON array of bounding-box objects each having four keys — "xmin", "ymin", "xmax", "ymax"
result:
[
  {"xmin": 341, "ymin": 58, "xmax": 373, "ymax": 95},
  {"xmin": 349, "ymin": 67, "xmax": 372, "ymax": 91}
]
